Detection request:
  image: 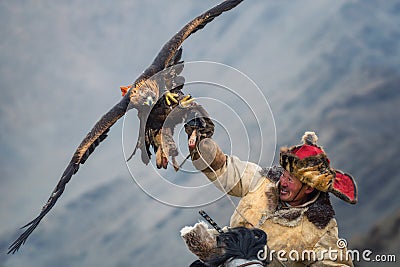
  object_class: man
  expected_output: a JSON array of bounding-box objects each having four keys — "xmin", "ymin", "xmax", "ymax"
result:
[{"xmin": 182, "ymin": 130, "xmax": 357, "ymax": 267}]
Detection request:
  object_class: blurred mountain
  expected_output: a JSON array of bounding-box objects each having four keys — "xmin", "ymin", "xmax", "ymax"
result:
[
  {"xmin": 351, "ymin": 209, "xmax": 400, "ymax": 267},
  {"xmin": 1, "ymin": 177, "xmax": 237, "ymax": 266},
  {"xmin": 1, "ymin": 0, "xmax": 399, "ymax": 266}
]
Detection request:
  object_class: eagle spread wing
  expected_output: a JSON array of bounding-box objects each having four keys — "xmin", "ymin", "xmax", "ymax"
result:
[{"xmin": 8, "ymin": 0, "xmax": 244, "ymax": 254}]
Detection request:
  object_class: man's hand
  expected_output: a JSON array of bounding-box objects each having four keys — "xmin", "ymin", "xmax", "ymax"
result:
[
  {"xmin": 184, "ymin": 117, "xmax": 214, "ymax": 145},
  {"xmin": 184, "ymin": 117, "xmax": 225, "ymax": 172}
]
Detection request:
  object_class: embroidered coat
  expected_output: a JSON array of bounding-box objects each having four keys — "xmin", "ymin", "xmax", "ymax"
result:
[{"xmin": 202, "ymin": 155, "xmax": 354, "ymax": 267}]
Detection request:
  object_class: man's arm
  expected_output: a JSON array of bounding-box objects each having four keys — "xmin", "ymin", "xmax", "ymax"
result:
[{"xmin": 192, "ymin": 138, "xmax": 264, "ymax": 197}]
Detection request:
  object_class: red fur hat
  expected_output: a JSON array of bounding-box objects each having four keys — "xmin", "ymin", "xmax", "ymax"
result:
[{"xmin": 279, "ymin": 131, "xmax": 357, "ymax": 204}]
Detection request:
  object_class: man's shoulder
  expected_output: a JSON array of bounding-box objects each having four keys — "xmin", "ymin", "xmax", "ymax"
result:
[{"xmin": 259, "ymin": 165, "xmax": 284, "ymax": 183}]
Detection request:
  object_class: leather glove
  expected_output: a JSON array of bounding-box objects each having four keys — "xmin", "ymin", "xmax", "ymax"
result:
[
  {"xmin": 185, "ymin": 117, "xmax": 214, "ymax": 150},
  {"xmin": 184, "ymin": 116, "xmax": 225, "ymax": 172},
  {"xmin": 191, "ymin": 138, "xmax": 226, "ymax": 172}
]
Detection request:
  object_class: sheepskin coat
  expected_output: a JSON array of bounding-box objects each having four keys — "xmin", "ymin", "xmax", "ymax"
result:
[{"xmin": 202, "ymin": 156, "xmax": 354, "ymax": 267}]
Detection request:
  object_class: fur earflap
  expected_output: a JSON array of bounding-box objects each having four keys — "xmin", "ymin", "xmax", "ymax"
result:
[{"xmin": 302, "ymin": 131, "xmax": 318, "ymax": 145}]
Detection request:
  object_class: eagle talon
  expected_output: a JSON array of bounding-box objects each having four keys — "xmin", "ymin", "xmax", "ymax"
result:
[
  {"xmin": 179, "ymin": 95, "xmax": 195, "ymax": 108},
  {"xmin": 165, "ymin": 92, "xmax": 179, "ymax": 106}
]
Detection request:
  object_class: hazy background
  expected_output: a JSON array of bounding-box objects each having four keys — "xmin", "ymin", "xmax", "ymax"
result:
[{"xmin": 1, "ymin": 0, "xmax": 399, "ymax": 266}]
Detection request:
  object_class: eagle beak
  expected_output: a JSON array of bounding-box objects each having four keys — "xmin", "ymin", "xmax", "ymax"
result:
[
  {"xmin": 120, "ymin": 84, "xmax": 132, "ymax": 97},
  {"xmin": 144, "ymin": 96, "xmax": 154, "ymax": 106}
]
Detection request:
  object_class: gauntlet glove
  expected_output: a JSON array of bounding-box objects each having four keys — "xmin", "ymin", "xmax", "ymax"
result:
[{"xmin": 184, "ymin": 117, "xmax": 226, "ymax": 172}]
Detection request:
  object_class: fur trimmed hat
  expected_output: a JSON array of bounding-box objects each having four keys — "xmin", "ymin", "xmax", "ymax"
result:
[{"xmin": 279, "ymin": 131, "xmax": 357, "ymax": 204}]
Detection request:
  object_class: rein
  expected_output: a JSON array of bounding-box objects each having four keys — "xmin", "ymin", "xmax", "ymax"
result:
[{"xmin": 236, "ymin": 261, "xmax": 264, "ymax": 267}]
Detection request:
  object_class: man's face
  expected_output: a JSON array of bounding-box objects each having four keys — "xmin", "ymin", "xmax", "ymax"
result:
[{"xmin": 279, "ymin": 170, "xmax": 312, "ymax": 206}]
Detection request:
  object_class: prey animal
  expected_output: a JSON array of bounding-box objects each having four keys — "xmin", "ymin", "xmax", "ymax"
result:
[{"xmin": 8, "ymin": 0, "xmax": 244, "ymax": 254}]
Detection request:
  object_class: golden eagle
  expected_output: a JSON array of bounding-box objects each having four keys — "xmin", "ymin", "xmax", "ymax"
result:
[
  {"xmin": 8, "ymin": 0, "xmax": 244, "ymax": 254},
  {"xmin": 122, "ymin": 48, "xmax": 214, "ymax": 170}
]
